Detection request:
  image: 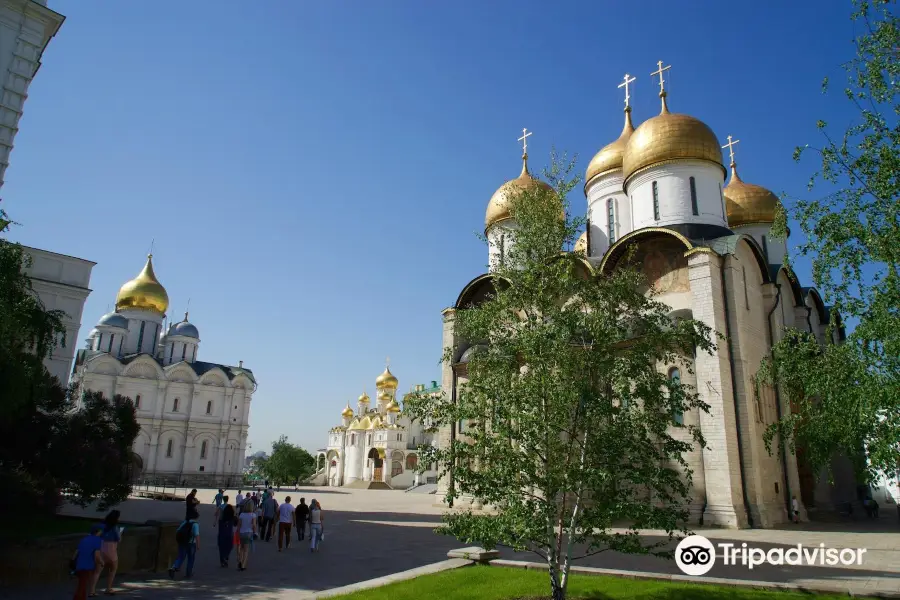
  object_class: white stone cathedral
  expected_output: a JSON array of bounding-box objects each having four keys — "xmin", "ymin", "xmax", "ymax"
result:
[
  {"xmin": 71, "ymin": 255, "xmax": 256, "ymax": 486},
  {"xmin": 439, "ymin": 64, "xmax": 860, "ymax": 528}
]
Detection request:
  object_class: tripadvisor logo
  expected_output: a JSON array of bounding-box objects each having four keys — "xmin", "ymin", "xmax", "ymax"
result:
[{"xmin": 675, "ymin": 535, "xmax": 867, "ymax": 576}]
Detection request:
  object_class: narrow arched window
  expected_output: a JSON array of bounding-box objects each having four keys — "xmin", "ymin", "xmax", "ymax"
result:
[
  {"xmin": 173, "ymin": 398, "xmax": 179, "ymax": 412},
  {"xmin": 689, "ymin": 176, "xmax": 698, "ymax": 216},
  {"xmin": 200, "ymin": 440, "xmax": 208, "ymax": 459},
  {"xmin": 135, "ymin": 394, "xmax": 141, "ymax": 409},
  {"xmin": 206, "ymin": 400, "xmax": 212, "ymax": 414},
  {"xmin": 742, "ymin": 266, "xmax": 750, "ymax": 309},
  {"xmin": 181, "ymin": 344, "xmax": 187, "ymax": 361},
  {"xmin": 607, "ymin": 198, "xmax": 616, "ymax": 244},
  {"xmin": 652, "ymin": 181, "xmax": 660, "ymax": 220},
  {"xmin": 107, "ymin": 334, "xmax": 114, "ymax": 353},
  {"xmin": 97, "ymin": 333, "xmax": 103, "ymax": 352},
  {"xmin": 498, "ymin": 234, "xmax": 505, "ymax": 265},
  {"xmin": 670, "ymin": 367, "xmax": 684, "ymax": 425},
  {"xmin": 166, "ymin": 439, "xmax": 173, "ymax": 458}
]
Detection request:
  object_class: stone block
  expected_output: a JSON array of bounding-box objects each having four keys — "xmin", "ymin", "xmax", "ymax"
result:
[{"xmin": 447, "ymin": 546, "xmax": 500, "ymax": 562}]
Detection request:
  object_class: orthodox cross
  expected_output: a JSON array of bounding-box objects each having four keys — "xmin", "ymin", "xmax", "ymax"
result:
[
  {"xmin": 618, "ymin": 73, "xmax": 636, "ymax": 109},
  {"xmin": 148, "ymin": 238, "xmax": 155, "ymax": 257},
  {"xmin": 651, "ymin": 60, "xmax": 671, "ymax": 94},
  {"xmin": 386, "ymin": 356, "xmax": 390, "ymax": 368},
  {"xmin": 518, "ymin": 128, "xmax": 532, "ymax": 155},
  {"xmin": 722, "ymin": 135, "xmax": 740, "ymax": 165}
]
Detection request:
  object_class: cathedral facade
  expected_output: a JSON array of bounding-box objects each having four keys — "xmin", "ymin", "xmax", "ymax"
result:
[
  {"xmin": 71, "ymin": 255, "xmax": 256, "ymax": 487},
  {"xmin": 438, "ymin": 65, "xmax": 858, "ymax": 528},
  {"xmin": 319, "ymin": 365, "xmax": 438, "ymax": 489}
]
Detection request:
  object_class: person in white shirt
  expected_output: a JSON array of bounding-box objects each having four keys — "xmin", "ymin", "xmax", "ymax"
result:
[
  {"xmin": 277, "ymin": 496, "xmax": 296, "ymax": 551},
  {"xmin": 235, "ymin": 490, "xmax": 245, "ymax": 512},
  {"xmin": 308, "ymin": 499, "xmax": 324, "ymax": 552},
  {"xmin": 236, "ymin": 499, "xmax": 257, "ymax": 571}
]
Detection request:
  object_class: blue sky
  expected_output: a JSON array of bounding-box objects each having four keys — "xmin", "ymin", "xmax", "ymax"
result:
[{"xmin": 5, "ymin": 0, "xmax": 859, "ymax": 453}]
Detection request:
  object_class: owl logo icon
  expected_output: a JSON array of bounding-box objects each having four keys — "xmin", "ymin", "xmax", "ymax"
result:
[{"xmin": 675, "ymin": 535, "xmax": 716, "ymax": 576}]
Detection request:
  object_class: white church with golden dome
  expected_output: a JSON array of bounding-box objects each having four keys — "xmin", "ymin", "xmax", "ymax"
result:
[
  {"xmin": 71, "ymin": 255, "xmax": 256, "ymax": 487},
  {"xmin": 439, "ymin": 62, "xmax": 858, "ymax": 528},
  {"xmin": 319, "ymin": 363, "xmax": 439, "ymax": 489}
]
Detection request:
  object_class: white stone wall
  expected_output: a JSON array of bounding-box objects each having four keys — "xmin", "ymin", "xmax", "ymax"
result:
[
  {"xmin": 487, "ymin": 222, "xmax": 517, "ymax": 272},
  {"xmin": 626, "ymin": 161, "xmax": 727, "ymax": 231},
  {"xmin": 117, "ymin": 309, "xmax": 163, "ymax": 356},
  {"xmin": 733, "ymin": 224, "xmax": 786, "ymax": 266},
  {"xmin": 22, "ymin": 246, "xmax": 95, "ymax": 385},
  {"xmin": 585, "ymin": 172, "xmax": 629, "ymax": 257},
  {"xmin": 0, "ymin": 0, "xmax": 64, "ymax": 188}
]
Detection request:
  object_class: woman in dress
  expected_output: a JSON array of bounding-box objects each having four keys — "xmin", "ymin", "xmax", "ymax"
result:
[
  {"xmin": 91, "ymin": 510, "xmax": 121, "ymax": 596},
  {"xmin": 236, "ymin": 499, "xmax": 258, "ymax": 571},
  {"xmin": 308, "ymin": 499, "xmax": 324, "ymax": 552},
  {"xmin": 216, "ymin": 496, "xmax": 236, "ymax": 567}
]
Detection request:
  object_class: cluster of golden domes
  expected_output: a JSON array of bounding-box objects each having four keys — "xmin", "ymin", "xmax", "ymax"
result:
[
  {"xmin": 340, "ymin": 364, "xmax": 402, "ymax": 420},
  {"xmin": 115, "ymin": 254, "xmax": 169, "ymax": 314}
]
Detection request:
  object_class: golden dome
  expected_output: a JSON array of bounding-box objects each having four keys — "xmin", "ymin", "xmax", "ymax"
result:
[
  {"xmin": 724, "ymin": 165, "xmax": 780, "ymax": 228},
  {"xmin": 358, "ymin": 391, "xmax": 370, "ymax": 404},
  {"xmin": 585, "ymin": 109, "xmax": 635, "ymax": 185},
  {"xmin": 485, "ymin": 154, "xmax": 556, "ymax": 231},
  {"xmin": 386, "ymin": 399, "xmax": 401, "ymax": 413},
  {"xmin": 115, "ymin": 254, "xmax": 169, "ymax": 314},
  {"xmin": 376, "ymin": 366, "xmax": 398, "ymax": 390},
  {"xmin": 377, "ymin": 390, "xmax": 391, "ymax": 403},
  {"xmin": 622, "ymin": 95, "xmax": 724, "ymax": 185},
  {"xmin": 574, "ymin": 231, "xmax": 587, "ymax": 254},
  {"xmin": 341, "ymin": 405, "xmax": 354, "ymax": 418}
]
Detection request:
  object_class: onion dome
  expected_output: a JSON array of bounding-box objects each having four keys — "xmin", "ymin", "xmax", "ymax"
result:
[
  {"xmin": 358, "ymin": 391, "xmax": 370, "ymax": 404},
  {"xmin": 386, "ymin": 399, "xmax": 401, "ymax": 413},
  {"xmin": 115, "ymin": 254, "xmax": 169, "ymax": 314},
  {"xmin": 376, "ymin": 365, "xmax": 399, "ymax": 390},
  {"xmin": 724, "ymin": 164, "xmax": 780, "ymax": 228},
  {"xmin": 170, "ymin": 312, "xmax": 199, "ymax": 339},
  {"xmin": 97, "ymin": 312, "xmax": 128, "ymax": 329},
  {"xmin": 585, "ymin": 108, "xmax": 635, "ymax": 185},
  {"xmin": 574, "ymin": 231, "xmax": 587, "ymax": 254},
  {"xmin": 485, "ymin": 154, "xmax": 556, "ymax": 231},
  {"xmin": 377, "ymin": 390, "xmax": 391, "ymax": 403},
  {"xmin": 622, "ymin": 93, "xmax": 724, "ymax": 185},
  {"xmin": 341, "ymin": 404, "xmax": 354, "ymax": 419}
]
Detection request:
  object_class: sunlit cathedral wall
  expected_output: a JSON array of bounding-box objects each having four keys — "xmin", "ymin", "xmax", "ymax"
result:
[{"xmin": 625, "ymin": 161, "xmax": 727, "ymax": 231}]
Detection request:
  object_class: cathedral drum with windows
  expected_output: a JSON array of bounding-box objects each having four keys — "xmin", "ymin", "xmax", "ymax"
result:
[
  {"xmin": 439, "ymin": 63, "xmax": 859, "ymax": 528},
  {"xmin": 71, "ymin": 255, "xmax": 256, "ymax": 487},
  {"xmin": 317, "ymin": 363, "xmax": 439, "ymax": 490}
]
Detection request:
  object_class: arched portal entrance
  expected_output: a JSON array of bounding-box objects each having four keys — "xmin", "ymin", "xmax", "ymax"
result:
[
  {"xmin": 329, "ymin": 460, "xmax": 338, "ymax": 486},
  {"xmin": 368, "ymin": 448, "xmax": 384, "ymax": 482}
]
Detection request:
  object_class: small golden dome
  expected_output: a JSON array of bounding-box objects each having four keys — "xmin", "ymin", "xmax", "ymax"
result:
[
  {"xmin": 377, "ymin": 390, "xmax": 391, "ymax": 403},
  {"xmin": 386, "ymin": 399, "xmax": 401, "ymax": 413},
  {"xmin": 341, "ymin": 405, "xmax": 354, "ymax": 418},
  {"xmin": 376, "ymin": 366, "xmax": 398, "ymax": 390},
  {"xmin": 585, "ymin": 109, "xmax": 634, "ymax": 185},
  {"xmin": 724, "ymin": 165, "xmax": 780, "ymax": 228},
  {"xmin": 485, "ymin": 154, "xmax": 556, "ymax": 231},
  {"xmin": 115, "ymin": 255, "xmax": 169, "ymax": 314},
  {"xmin": 358, "ymin": 391, "xmax": 370, "ymax": 404},
  {"xmin": 574, "ymin": 231, "xmax": 587, "ymax": 254},
  {"xmin": 622, "ymin": 95, "xmax": 724, "ymax": 185}
]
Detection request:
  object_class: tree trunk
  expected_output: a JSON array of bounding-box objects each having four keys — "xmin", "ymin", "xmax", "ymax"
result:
[{"xmin": 548, "ymin": 563, "xmax": 566, "ymax": 600}]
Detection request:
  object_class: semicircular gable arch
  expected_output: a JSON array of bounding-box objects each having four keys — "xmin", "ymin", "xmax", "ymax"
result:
[
  {"xmin": 165, "ymin": 363, "xmax": 199, "ymax": 383},
  {"xmin": 776, "ymin": 267, "xmax": 804, "ymax": 307},
  {"xmin": 454, "ymin": 273, "xmax": 511, "ymax": 309},
  {"xmin": 598, "ymin": 227, "xmax": 693, "ymax": 276},
  {"xmin": 85, "ymin": 355, "xmax": 124, "ymax": 376},
  {"xmin": 123, "ymin": 355, "xmax": 165, "ymax": 379},
  {"xmin": 199, "ymin": 367, "xmax": 229, "ymax": 387}
]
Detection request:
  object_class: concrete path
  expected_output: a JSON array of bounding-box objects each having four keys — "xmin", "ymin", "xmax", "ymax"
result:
[{"xmin": 4, "ymin": 487, "xmax": 898, "ymax": 599}]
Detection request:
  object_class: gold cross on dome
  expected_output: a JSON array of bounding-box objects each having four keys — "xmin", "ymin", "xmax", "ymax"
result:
[
  {"xmin": 722, "ymin": 135, "xmax": 740, "ymax": 165},
  {"xmin": 518, "ymin": 128, "xmax": 532, "ymax": 156},
  {"xmin": 618, "ymin": 73, "xmax": 636, "ymax": 109},
  {"xmin": 651, "ymin": 60, "xmax": 671, "ymax": 94},
  {"xmin": 386, "ymin": 356, "xmax": 390, "ymax": 368}
]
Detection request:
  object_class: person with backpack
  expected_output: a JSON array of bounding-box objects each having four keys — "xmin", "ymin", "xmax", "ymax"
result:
[
  {"xmin": 168, "ymin": 515, "xmax": 200, "ymax": 579},
  {"xmin": 295, "ymin": 498, "xmax": 309, "ymax": 541},
  {"xmin": 72, "ymin": 525, "xmax": 105, "ymax": 600}
]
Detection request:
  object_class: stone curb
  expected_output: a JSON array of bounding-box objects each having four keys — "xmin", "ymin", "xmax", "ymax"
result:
[
  {"xmin": 488, "ymin": 559, "xmax": 900, "ymax": 599},
  {"xmin": 307, "ymin": 558, "xmax": 472, "ymax": 599}
]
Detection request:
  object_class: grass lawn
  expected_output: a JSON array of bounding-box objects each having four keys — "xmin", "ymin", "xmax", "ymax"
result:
[
  {"xmin": 334, "ymin": 565, "xmax": 849, "ymax": 600},
  {"xmin": 0, "ymin": 514, "xmax": 97, "ymax": 543}
]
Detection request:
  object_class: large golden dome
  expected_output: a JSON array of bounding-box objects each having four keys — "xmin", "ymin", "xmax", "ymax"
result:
[
  {"xmin": 376, "ymin": 365, "xmax": 398, "ymax": 390},
  {"xmin": 622, "ymin": 95, "xmax": 724, "ymax": 185},
  {"xmin": 585, "ymin": 109, "xmax": 635, "ymax": 185},
  {"xmin": 485, "ymin": 155, "xmax": 555, "ymax": 231},
  {"xmin": 724, "ymin": 165, "xmax": 780, "ymax": 228},
  {"xmin": 115, "ymin": 254, "xmax": 169, "ymax": 314}
]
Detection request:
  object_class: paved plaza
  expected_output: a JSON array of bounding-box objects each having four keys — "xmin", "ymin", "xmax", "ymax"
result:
[{"xmin": 7, "ymin": 487, "xmax": 900, "ymax": 599}]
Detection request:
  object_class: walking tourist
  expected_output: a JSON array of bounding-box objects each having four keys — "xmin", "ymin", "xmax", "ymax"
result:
[
  {"xmin": 235, "ymin": 490, "xmax": 244, "ymax": 511},
  {"xmin": 168, "ymin": 514, "xmax": 200, "ymax": 579},
  {"xmin": 236, "ymin": 500, "xmax": 257, "ymax": 571},
  {"xmin": 277, "ymin": 496, "xmax": 295, "ymax": 551},
  {"xmin": 185, "ymin": 489, "xmax": 200, "ymax": 520},
  {"xmin": 261, "ymin": 493, "xmax": 278, "ymax": 541},
  {"xmin": 295, "ymin": 497, "xmax": 309, "ymax": 541},
  {"xmin": 91, "ymin": 510, "xmax": 122, "ymax": 596},
  {"xmin": 214, "ymin": 489, "xmax": 224, "ymax": 509},
  {"xmin": 72, "ymin": 525, "xmax": 104, "ymax": 600},
  {"xmin": 309, "ymin": 499, "xmax": 324, "ymax": 552},
  {"xmin": 216, "ymin": 496, "xmax": 237, "ymax": 567}
]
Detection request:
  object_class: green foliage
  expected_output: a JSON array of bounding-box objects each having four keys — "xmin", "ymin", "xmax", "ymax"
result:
[
  {"xmin": 765, "ymin": 0, "xmax": 899, "ymax": 482},
  {"xmin": 405, "ymin": 153, "xmax": 716, "ymax": 600},
  {"xmin": 256, "ymin": 435, "xmax": 316, "ymax": 485},
  {"xmin": 0, "ymin": 209, "xmax": 140, "ymax": 516}
]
